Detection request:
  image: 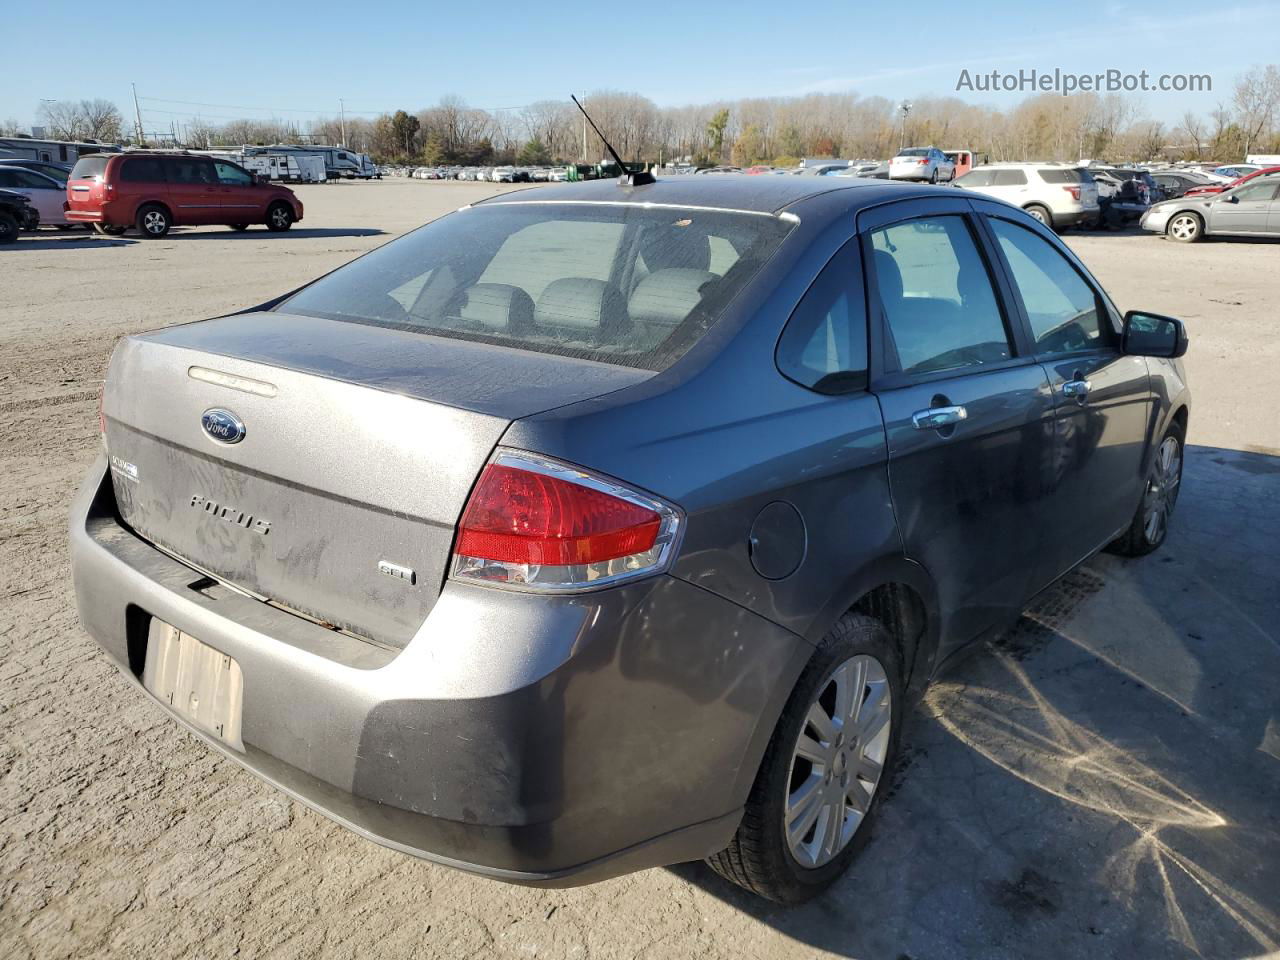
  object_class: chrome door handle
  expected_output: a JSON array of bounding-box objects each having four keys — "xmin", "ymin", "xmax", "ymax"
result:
[
  {"xmin": 911, "ymin": 405, "xmax": 968, "ymax": 430},
  {"xmin": 1062, "ymin": 379, "xmax": 1092, "ymax": 399}
]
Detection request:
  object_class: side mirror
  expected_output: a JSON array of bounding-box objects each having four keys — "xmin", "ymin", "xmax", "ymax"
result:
[
  {"xmin": 1225, "ymin": 193, "xmax": 1239, "ymax": 203},
  {"xmin": 1122, "ymin": 310, "xmax": 1188, "ymax": 359}
]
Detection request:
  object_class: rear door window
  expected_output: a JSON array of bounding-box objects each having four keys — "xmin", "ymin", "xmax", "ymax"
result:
[
  {"xmin": 993, "ymin": 169, "xmax": 1027, "ymax": 186},
  {"xmin": 869, "ymin": 216, "xmax": 1012, "ymax": 374},
  {"xmin": 987, "ymin": 218, "xmax": 1106, "ymax": 355},
  {"xmin": 167, "ymin": 158, "xmax": 216, "ymax": 184},
  {"xmin": 120, "ymin": 157, "xmax": 166, "ymax": 183}
]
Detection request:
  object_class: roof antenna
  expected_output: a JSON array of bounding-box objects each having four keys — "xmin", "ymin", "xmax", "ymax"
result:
[{"xmin": 571, "ymin": 95, "xmax": 655, "ymax": 187}]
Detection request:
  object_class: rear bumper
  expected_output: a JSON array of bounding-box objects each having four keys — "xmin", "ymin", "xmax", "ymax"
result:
[{"xmin": 69, "ymin": 456, "xmax": 809, "ymax": 885}]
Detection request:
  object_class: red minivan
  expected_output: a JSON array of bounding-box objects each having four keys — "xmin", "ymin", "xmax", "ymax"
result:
[{"xmin": 66, "ymin": 152, "xmax": 304, "ymax": 238}]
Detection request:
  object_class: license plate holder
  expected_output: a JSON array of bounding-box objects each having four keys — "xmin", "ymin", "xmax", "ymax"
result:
[{"xmin": 142, "ymin": 620, "xmax": 245, "ymax": 752}]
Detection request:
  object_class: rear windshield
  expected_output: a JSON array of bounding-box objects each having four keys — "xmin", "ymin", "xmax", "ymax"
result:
[
  {"xmin": 70, "ymin": 156, "xmax": 109, "ymax": 180},
  {"xmin": 898, "ymin": 149, "xmax": 930, "ymax": 157},
  {"xmin": 279, "ymin": 202, "xmax": 795, "ymax": 370}
]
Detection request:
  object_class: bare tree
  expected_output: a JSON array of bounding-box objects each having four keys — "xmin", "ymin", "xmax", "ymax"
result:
[
  {"xmin": 0, "ymin": 117, "xmax": 24, "ymax": 137},
  {"xmin": 1233, "ymin": 65, "xmax": 1280, "ymax": 156},
  {"xmin": 1178, "ymin": 111, "xmax": 1207, "ymax": 159}
]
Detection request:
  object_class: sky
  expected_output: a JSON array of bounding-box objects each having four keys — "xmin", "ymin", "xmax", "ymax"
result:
[{"xmin": 6, "ymin": 1, "xmax": 1278, "ymax": 133}]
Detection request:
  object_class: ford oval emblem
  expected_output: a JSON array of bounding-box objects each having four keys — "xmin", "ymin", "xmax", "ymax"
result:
[{"xmin": 201, "ymin": 408, "xmax": 246, "ymax": 444}]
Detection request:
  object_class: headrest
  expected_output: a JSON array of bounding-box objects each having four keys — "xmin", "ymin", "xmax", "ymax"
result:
[
  {"xmin": 872, "ymin": 250, "xmax": 904, "ymax": 305},
  {"xmin": 534, "ymin": 277, "xmax": 628, "ymax": 340},
  {"xmin": 639, "ymin": 227, "xmax": 712, "ymax": 272},
  {"xmin": 460, "ymin": 283, "xmax": 534, "ymax": 333},
  {"xmin": 628, "ymin": 269, "xmax": 718, "ymax": 328}
]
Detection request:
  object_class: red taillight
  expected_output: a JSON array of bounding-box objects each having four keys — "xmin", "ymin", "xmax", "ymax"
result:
[
  {"xmin": 919, "ymin": 157, "xmax": 930, "ymax": 165},
  {"xmin": 452, "ymin": 451, "xmax": 681, "ymax": 590},
  {"xmin": 1063, "ymin": 185, "xmax": 1081, "ymax": 201}
]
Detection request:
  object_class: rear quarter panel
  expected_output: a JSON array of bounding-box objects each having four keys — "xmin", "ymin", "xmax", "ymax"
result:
[{"xmin": 503, "ymin": 200, "xmax": 909, "ymax": 648}]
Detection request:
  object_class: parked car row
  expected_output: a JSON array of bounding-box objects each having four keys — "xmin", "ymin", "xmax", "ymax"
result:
[{"xmin": 382, "ymin": 165, "xmax": 562, "ymax": 182}]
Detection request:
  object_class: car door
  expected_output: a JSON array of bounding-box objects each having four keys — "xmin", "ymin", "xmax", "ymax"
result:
[
  {"xmin": 981, "ymin": 212, "xmax": 1151, "ymax": 591},
  {"xmin": 1207, "ymin": 179, "xmax": 1279, "ymax": 234},
  {"xmin": 0, "ymin": 168, "xmax": 66, "ymax": 224},
  {"xmin": 164, "ymin": 157, "xmax": 221, "ymax": 224},
  {"xmin": 212, "ymin": 160, "xmax": 265, "ymax": 223},
  {"xmin": 859, "ymin": 198, "xmax": 1056, "ymax": 655},
  {"xmin": 1267, "ymin": 184, "xmax": 1280, "ymax": 236}
]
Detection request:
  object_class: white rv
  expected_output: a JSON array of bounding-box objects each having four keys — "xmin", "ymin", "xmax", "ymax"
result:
[
  {"xmin": 240, "ymin": 153, "xmax": 326, "ymax": 183},
  {"xmin": 0, "ymin": 137, "xmax": 120, "ymax": 167}
]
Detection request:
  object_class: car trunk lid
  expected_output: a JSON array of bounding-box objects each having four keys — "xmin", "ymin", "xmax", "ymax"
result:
[{"xmin": 103, "ymin": 311, "xmax": 652, "ymax": 647}]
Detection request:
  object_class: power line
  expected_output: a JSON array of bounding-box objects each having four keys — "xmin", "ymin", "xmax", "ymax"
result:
[{"xmin": 138, "ymin": 94, "xmax": 547, "ymax": 117}]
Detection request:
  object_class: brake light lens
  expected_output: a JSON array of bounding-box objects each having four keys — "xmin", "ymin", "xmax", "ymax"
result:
[
  {"xmin": 452, "ymin": 450, "xmax": 682, "ymax": 591},
  {"xmin": 1063, "ymin": 185, "xmax": 1082, "ymax": 201},
  {"xmin": 919, "ymin": 157, "xmax": 930, "ymax": 165}
]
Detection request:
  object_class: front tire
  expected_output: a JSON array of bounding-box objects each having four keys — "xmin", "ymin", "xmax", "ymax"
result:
[
  {"xmin": 1167, "ymin": 212, "xmax": 1202, "ymax": 243},
  {"xmin": 266, "ymin": 203, "xmax": 294, "ymax": 232},
  {"xmin": 1109, "ymin": 421, "xmax": 1184, "ymax": 557},
  {"xmin": 707, "ymin": 614, "xmax": 902, "ymax": 903},
  {"xmin": 136, "ymin": 204, "xmax": 171, "ymax": 238},
  {"xmin": 0, "ymin": 211, "xmax": 18, "ymax": 244}
]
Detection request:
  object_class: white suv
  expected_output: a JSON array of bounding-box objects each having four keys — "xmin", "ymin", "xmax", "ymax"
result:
[
  {"xmin": 888, "ymin": 147, "xmax": 955, "ymax": 183},
  {"xmin": 953, "ymin": 163, "xmax": 1100, "ymax": 230}
]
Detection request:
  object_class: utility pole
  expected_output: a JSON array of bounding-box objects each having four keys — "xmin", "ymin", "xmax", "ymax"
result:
[
  {"xmin": 131, "ymin": 82, "xmax": 145, "ymax": 146},
  {"xmin": 898, "ymin": 100, "xmax": 912, "ymax": 152},
  {"xmin": 339, "ymin": 98, "xmax": 347, "ymax": 148},
  {"xmin": 582, "ymin": 92, "xmax": 587, "ymax": 162}
]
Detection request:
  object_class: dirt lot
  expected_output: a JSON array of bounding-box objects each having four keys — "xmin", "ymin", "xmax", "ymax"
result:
[{"xmin": 1, "ymin": 180, "xmax": 1277, "ymax": 960}]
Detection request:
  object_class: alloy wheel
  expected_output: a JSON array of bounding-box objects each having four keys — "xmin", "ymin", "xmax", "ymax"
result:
[
  {"xmin": 1169, "ymin": 214, "xmax": 1199, "ymax": 241},
  {"xmin": 784, "ymin": 653, "xmax": 892, "ymax": 868},
  {"xmin": 1142, "ymin": 435, "xmax": 1182, "ymax": 545},
  {"xmin": 144, "ymin": 211, "xmax": 166, "ymax": 234},
  {"xmin": 271, "ymin": 207, "xmax": 291, "ymax": 228}
]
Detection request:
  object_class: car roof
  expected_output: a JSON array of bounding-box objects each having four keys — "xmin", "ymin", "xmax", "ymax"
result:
[{"xmin": 473, "ymin": 174, "xmax": 939, "ymax": 216}]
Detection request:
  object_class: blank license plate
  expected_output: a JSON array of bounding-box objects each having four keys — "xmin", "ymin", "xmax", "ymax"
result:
[{"xmin": 142, "ymin": 620, "xmax": 245, "ymax": 752}]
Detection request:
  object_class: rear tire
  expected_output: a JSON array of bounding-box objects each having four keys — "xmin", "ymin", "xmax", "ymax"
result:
[
  {"xmin": 706, "ymin": 614, "xmax": 903, "ymax": 903},
  {"xmin": 136, "ymin": 204, "xmax": 171, "ymax": 238},
  {"xmin": 929, "ymin": 168, "xmax": 938, "ymax": 184},
  {"xmin": 1109, "ymin": 420, "xmax": 1184, "ymax": 557},
  {"xmin": 266, "ymin": 203, "xmax": 294, "ymax": 232},
  {"xmin": 1024, "ymin": 203, "xmax": 1052, "ymax": 227},
  {"xmin": 0, "ymin": 211, "xmax": 18, "ymax": 244}
]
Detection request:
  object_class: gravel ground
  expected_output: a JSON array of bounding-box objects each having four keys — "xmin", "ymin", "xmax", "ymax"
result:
[{"xmin": 1, "ymin": 180, "xmax": 1277, "ymax": 960}]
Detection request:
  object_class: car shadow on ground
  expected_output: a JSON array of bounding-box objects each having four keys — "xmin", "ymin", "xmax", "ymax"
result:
[
  {"xmin": 159, "ymin": 227, "xmax": 386, "ymax": 241},
  {"xmin": 4, "ymin": 234, "xmax": 135, "ymax": 250},
  {"xmin": 670, "ymin": 445, "xmax": 1280, "ymax": 960}
]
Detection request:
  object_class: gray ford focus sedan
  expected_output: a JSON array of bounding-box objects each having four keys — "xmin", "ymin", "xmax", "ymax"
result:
[{"xmin": 71, "ymin": 175, "xmax": 1189, "ymax": 903}]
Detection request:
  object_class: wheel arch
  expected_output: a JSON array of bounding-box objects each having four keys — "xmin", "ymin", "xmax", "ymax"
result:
[
  {"xmin": 804, "ymin": 553, "xmax": 942, "ymax": 701},
  {"xmin": 136, "ymin": 199, "xmax": 174, "ymax": 223},
  {"xmin": 725, "ymin": 554, "xmax": 941, "ymax": 818}
]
